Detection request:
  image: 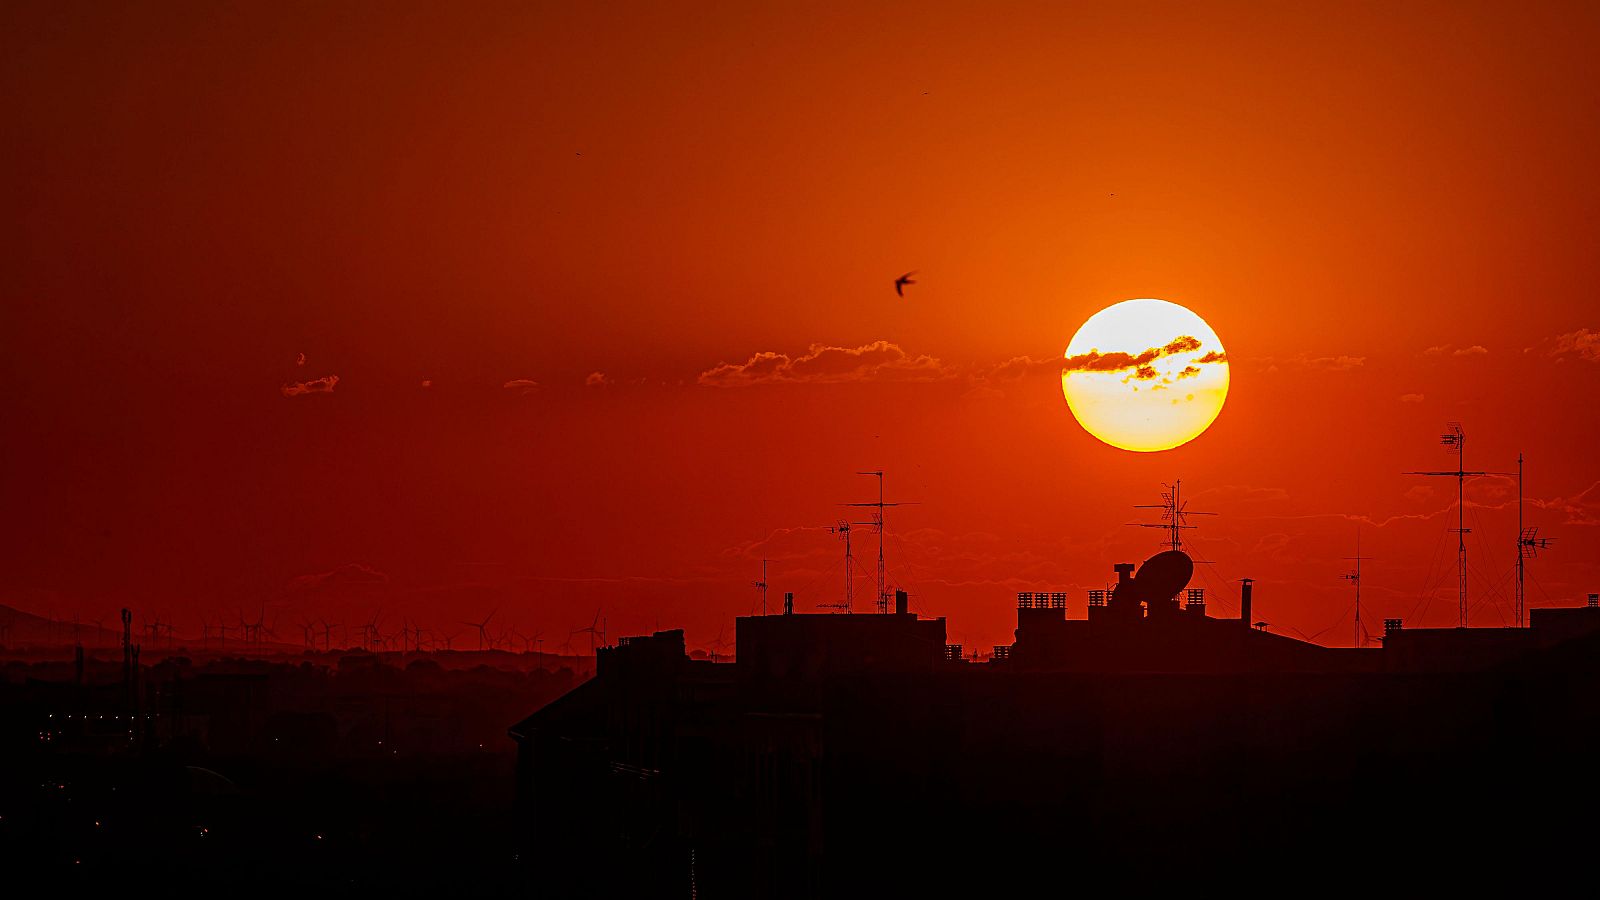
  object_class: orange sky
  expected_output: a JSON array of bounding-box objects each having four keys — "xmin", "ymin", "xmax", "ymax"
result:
[{"xmin": 5, "ymin": 0, "xmax": 1600, "ymax": 653}]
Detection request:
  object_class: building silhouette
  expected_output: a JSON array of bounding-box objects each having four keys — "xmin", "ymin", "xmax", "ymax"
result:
[{"xmin": 510, "ymin": 553, "xmax": 1600, "ymax": 897}]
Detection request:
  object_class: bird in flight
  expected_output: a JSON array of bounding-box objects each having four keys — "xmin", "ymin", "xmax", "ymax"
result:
[{"xmin": 894, "ymin": 271, "xmax": 917, "ymax": 297}]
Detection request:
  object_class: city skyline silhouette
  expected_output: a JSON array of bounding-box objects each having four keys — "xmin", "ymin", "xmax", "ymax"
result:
[{"xmin": 5, "ymin": 0, "xmax": 1600, "ymax": 892}]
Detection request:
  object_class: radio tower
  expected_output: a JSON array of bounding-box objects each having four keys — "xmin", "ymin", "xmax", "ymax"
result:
[
  {"xmin": 1343, "ymin": 529, "xmax": 1373, "ymax": 648},
  {"xmin": 843, "ymin": 470, "xmax": 915, "ymax": 614},
  {"xmin": 1407, "ymin": 423, "xmax": 1486, "ymax": 628},
  {"xmin": 1130, "ymin": 480, "xmax": 1215, "ymax": 552},
  {"xmin": 1515, "ymin": 453, "xmax": 1553, "ymax": 628},
  {"xmin": 754, "ymin": 558, "xmax": 769, "ymax": 616}
]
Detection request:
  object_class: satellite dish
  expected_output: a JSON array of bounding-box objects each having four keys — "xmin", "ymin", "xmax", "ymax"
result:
[{"xmin": 1131, "ymin": 550, "xmax": 1194, "ymax": 603}]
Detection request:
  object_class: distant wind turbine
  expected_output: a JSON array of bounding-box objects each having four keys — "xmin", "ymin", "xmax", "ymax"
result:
[
  {"xmin": 464, "ymin": 609, "xmax": 498, "ymax": 651},
  {"xmin": 572, "ymin": 609, "xmax": 606, "ymax": 654}
]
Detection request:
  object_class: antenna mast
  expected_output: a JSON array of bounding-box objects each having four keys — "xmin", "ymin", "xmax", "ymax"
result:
[
  {"xmin": 1515, "ymin": 453, "xmax": 1553, "ymax": 628},
  {"xmin": 1130, "ymin": 479, "xmax": 1215, "ymax": 552},
  {"xmin": 820, "ymin": 522, "xmax": 855, "ymax": 613},
  {"xmin": 755, "ymin": 558, "xmax": 768, "ymax": 616},
  {"xmin": 1344, "ymin": 529, "xmax": 1373, "ymax": 648},
  {"xmin": 1407, "ymin": 423, "xmax": 1486, "ymax": 628},
  {"xmin": 842, "ymin": 470, "xmax": 916, "ymax": 613}
]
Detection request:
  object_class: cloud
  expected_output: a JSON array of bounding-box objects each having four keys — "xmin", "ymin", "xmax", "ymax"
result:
[
  {"xmin": 1261, "ymin": 354, "xmax": 1364, "ymax": 372},
  {"xmin": 698, "ymin": 340, "xmax": 951, "ymax": 387},
  {"xmin": 960, "ymin": 384, "xmax": 1007, "ymax": 402},
  {"xmin": 706, "ymin": 339, "xmax": 1227, "ymax": 390},
  {"xmin": 281, "ymin": 375, "xmax": 339, "ymax": 397},
  {"xmin": 1399, "ymin": 393, "xmax": 1425, "ymax": 403},
  {"xmin": 1308, "ymin": 355, "xmax": 1364, "ymax": 370},
  {"xmin": 1424, "ymin": 343, "xmax": 1489, "ymax": 358},
  {"xmin": 1193, "ymin": 484, "xmax": 1291, "ymax": 504},
  {"xmin": 1062, "ymin": 334, "xmax": 1209, "ymax": 376},
  {"xmin": 984, "ymin": 356, "xmax": 1062, "ymax": 380},
  {"xmin": 296, "ymin": 352, "xmax": 306, "ymax": 366},
  {"xmin": 721, "ymin": 525, "xmax": 840, "ymax": 562},
  {"xmin": 585, "ymin": 371, "xmax": 611, "ymax": 387},
  {"xmin": 1249, "ymin": 532, "xmax": 1294, "ymax": 557},
  {"xmin": 1533, "ymin": 480, "xmax": 1600, "ymax": 526},
  {"xmin": 1065, "ymin": 351, "xmax": 1152, "ymax": 374},
  {"xmin": 503, "ymin": 379, "xmax": 540, "ymax": 394},
  {"xmin": 289, "ymin": 563, "xmax": 389, "ymax": 591},
  {"xmin": 1551, "ymin": 329, "xmax": 1600, "ymax": 362}
]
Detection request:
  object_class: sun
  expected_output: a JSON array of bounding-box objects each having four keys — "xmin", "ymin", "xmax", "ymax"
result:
[{"xmin": 1061, "ymin": 298, "xmax": 1229, "ymax": 452}]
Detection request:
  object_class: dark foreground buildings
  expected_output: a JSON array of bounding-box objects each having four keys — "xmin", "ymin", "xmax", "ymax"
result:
[{"xmin": 511, "ymin": 551, "xmax": 1600, "ymax": 897}]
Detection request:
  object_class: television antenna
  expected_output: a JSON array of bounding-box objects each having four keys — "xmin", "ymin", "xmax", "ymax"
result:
[
  {"xmin": 1407, "ymin": 423, "xmax": 1489, "ymax": 628},
  {"xmin": 1514, "ymin": 453, "xmax": 1553, "ymax": 628},
  {"xmin": 842, "ymin": 470, "xmax": 917, "ymax": 614},
  {"xmin": 1129, "ymin": 479, "xmax": 1215, "ymax": 552},
  {"xmin": 819, "ymin": 522, "xmax": 855, "ymax": 613},
  {"xmin": 754, "ymin": 559, "xmax": 768, "ymax": 616},
  {"xmin": 1343, "ymin": 529, "xmax": 1374, "ymax": 648}
]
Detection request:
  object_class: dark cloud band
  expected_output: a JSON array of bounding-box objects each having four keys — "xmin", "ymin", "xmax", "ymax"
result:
[{"xmin": 1063, "ymin": 334, "xmax": 1214, "ymax": 376}]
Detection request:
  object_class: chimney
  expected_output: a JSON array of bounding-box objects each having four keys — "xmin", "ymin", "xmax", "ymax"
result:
[
  {"xmin": 784, "ymin": 592, "xmax": 794, "ymax": 615},
  {"xmin": 895, "ymin": 589, "xmax": 908, "ymax": 616},
  {"xmin": 1114, "ymin": 563, "xmax": 1136, "ymax": 590},
  {"xmin": 1240, "ymin": 578, "xmax": 1254, "ymax": 628}
]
